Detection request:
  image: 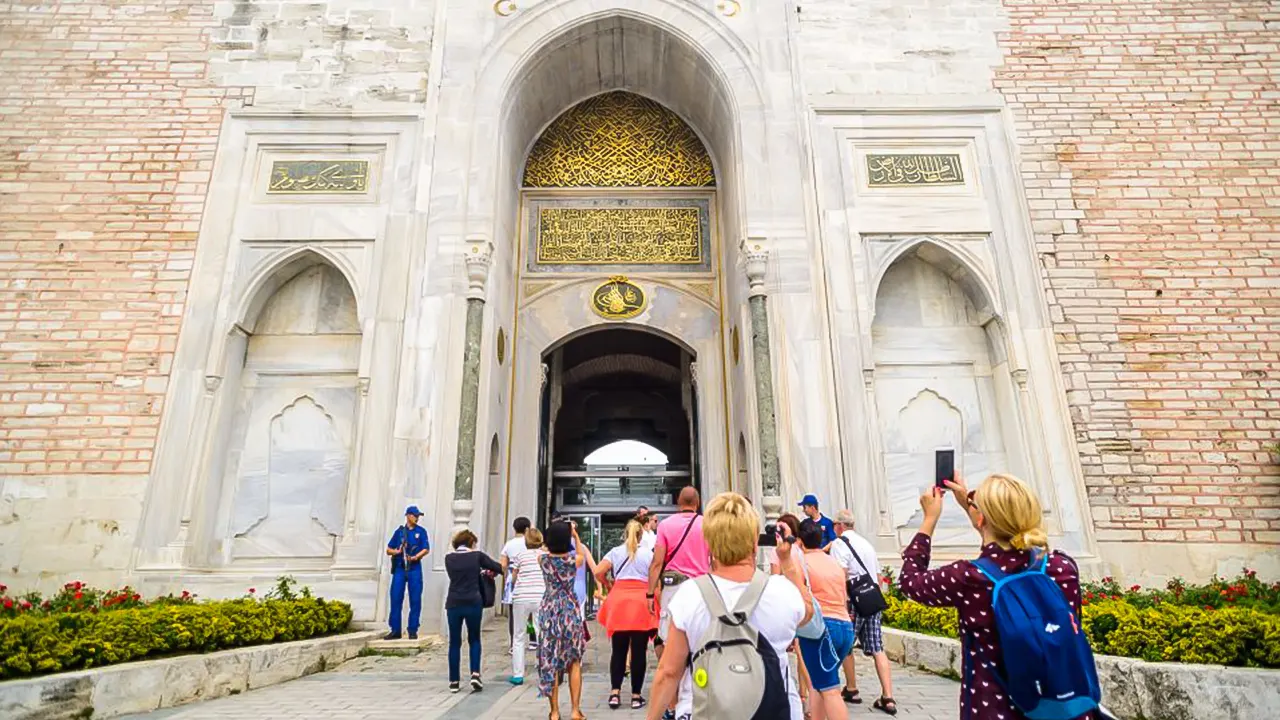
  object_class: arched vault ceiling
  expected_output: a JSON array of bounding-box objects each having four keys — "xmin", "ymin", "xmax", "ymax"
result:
[{"xmin": 561, "ymin": 353, "xmax": 682, "ymax": 387}]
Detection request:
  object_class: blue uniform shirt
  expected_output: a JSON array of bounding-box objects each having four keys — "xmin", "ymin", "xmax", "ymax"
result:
[
  {"xmin": 817, "ymin": 515, "xmax": 837, "ymax": 546},
  {"xmin": 388, "ymin": 525, "xmax": 430, "ymax": 572}
]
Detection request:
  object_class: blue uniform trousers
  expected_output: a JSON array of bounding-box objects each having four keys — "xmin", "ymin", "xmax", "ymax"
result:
[{"xmin": 389, "ymin": 567, "xmax": 423, "ymax": 634}]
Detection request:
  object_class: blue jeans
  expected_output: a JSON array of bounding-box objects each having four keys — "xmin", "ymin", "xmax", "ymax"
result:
[
  {"xmin": 447, "ymin": 604, "xmax": 484, "ymax": 682},
  {"xmin": 389, "ymin": 568, "xmax": 423, "ymax": 634},
  {"xmin": 799, "ymin": 619, "xmax": 855, "ymax": 692}
]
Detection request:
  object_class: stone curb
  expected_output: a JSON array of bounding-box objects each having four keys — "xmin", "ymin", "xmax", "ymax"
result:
[
  {"xmin": 882, "ymin": 627, "xmax": 1280, "ymax": 720},
  {"xmin": 0, "ymin": 630, "xmax": 381, "ymax": 720}
]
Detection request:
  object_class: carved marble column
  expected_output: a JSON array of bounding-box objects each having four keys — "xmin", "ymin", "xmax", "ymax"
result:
[
  {"xmin": 452, "ymin": 240, "xmax": 492, "ymax": 530},
  {"xmin": 742, "ymin": 239, "xmax": 783, "ymax": 522}
]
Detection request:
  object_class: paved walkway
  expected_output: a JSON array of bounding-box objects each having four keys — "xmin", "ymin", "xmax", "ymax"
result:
[{"xmin": 124, "ymin": 621, "xmax": 960, "ymax": 719}]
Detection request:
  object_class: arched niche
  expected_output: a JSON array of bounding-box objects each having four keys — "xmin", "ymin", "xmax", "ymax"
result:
[
  {"xmin": 212, "ymin": 261, "xmax": 363, "ymax": 564},
  {"xmin": 870, "ymin": 245, "xmax": 1026, "ymax": 546}
]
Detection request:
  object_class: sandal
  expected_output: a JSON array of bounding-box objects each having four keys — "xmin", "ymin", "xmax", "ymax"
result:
[
  {"xmin": 608, "ymin": 691, "xmax": 621, "ymax": 710},
  {"xmin": 631, "ymin": 697, "xmax": 646, "ymax": 710},
  {"xmin": 874, "ymin": 697, "xmax": 898, "ymax": 716},
  {"xmin": 842, "ymin": 688, "xmax": 863, "ymax": 704}
]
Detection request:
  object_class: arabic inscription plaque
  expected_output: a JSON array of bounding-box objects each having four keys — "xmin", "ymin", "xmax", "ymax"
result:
[
  {"xmin": 268, "ymin": 160, "xmax": 370, "ymax": 194},
  {"xmin": 866, "ymin": 154, "xmax": 964, "ymax": 187},
  {"xmin": 538, "ymin": 207, "xmax": 702, "ymax": 265}
]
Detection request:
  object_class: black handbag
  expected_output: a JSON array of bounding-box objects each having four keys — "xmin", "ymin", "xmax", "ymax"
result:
[
  {"xmin": 479, "ymin": 559, "xmax": 498, "ymax": 609},
  {"xmin": 839, "ymin": 537, "xmax": 888, "ymax": 616}
]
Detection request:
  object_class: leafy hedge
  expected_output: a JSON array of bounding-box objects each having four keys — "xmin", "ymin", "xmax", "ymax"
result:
[
  {"xmin": 0, "ymin": 589, "xmax": 352, "ymax": 680},
  {"xmin": 881, "ymin": 584, "xmax": 1280, "ymax": 668}
]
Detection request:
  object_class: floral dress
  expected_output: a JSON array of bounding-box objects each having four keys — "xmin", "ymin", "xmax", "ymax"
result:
[
  {"xmin": 900, "ymin": 533, "xmax": 1099, "ymax": 720},
  {"xmin": 536, "ymin": 553, "xmax": 587, "ymax": 697}
]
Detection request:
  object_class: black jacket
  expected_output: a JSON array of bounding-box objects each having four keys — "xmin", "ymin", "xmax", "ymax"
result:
[{"xmin": 444, "ymin": 549, "xmax": 503, "ymax": 609}]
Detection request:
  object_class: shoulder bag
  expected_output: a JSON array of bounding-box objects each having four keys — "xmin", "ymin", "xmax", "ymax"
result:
[
  {"xmin": 478, "ymin": 554, "xmax": 497, "ymax": 608},
  {"xmin": 839, "ymin": 536, "xmax": 888, "ymax": 616}
]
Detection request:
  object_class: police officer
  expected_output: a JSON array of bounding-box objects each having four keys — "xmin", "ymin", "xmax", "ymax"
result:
[{"xmin": 386, "ymin": 505, "xmax": 431, "ymax": 640}]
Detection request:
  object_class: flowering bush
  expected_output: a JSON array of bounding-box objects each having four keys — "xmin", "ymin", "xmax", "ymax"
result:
[
  {"xmin": 878, "ymin": 567, "xmax": 1280, "ymax": 668},
  {"xmin": 0, "ymin": 578, "xmax": 352, "ymax": 680},
  {"xmin": 1082, "ymin": 569, "xmax": 1280, "ymax": 614},
  {"xmin": 0, "ymin": 581, "xmax": 197, "ymax": 619}
]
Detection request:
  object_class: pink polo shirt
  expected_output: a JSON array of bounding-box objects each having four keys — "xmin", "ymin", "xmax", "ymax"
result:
[{"xmin": 655, "ymin": 511, "xmax": 710, "ymax": 578}]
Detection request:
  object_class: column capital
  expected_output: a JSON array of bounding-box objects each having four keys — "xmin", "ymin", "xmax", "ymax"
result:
[
  {"xmin": 464, "ymin": 238, "xmax": 494, "ymax": 301},
  {"xmin": 740, "ymin": 237, "xmax": 769, "ymax": 297}
]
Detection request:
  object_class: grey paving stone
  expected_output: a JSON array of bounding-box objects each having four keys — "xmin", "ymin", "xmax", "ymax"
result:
[{"xmin": 120, "ymin": 620, "xmax": 961, "ymax": 719}]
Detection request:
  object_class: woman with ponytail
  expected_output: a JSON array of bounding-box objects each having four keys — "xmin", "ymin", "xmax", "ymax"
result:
[
  {"xmin": 901, "ymin": 473, "xmax": 1095, "ymax": 720},
  {"xmin": 595, "ymin": 519, "xmax": 659, "ymax": 710}
]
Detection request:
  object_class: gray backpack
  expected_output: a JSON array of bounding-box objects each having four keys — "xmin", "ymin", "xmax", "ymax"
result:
[{"xmin": 688, "ymin": 571, "xmax": 791, "ymax": 719}]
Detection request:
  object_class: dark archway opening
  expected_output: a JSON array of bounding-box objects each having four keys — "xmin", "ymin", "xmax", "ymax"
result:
[{"xmin": 535, "ymin": 327, "xmax": 699, "ymax": 584}]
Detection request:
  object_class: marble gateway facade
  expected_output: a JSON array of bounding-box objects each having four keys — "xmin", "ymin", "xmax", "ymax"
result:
[{"xmin": 1, "ymin": 0, "xmax": 1276, "ymax": 628}]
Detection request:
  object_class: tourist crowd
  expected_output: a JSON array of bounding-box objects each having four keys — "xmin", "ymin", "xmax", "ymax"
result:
[{"xmin": 383, "ymin": 471, "xmax": 1104, "ymax": 720}]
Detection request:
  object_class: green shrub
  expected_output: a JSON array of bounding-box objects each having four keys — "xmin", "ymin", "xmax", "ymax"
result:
[
  {"xmin": 883, "ymin": 596, "xmax": 959, "ymax": 639},
  {"xmin": 880, "ymin": 595, "xmax": 1280, "ymax": 668},
  {"xmin": 1082, "ymin": 599, "xmax": 1280, "ymax": 667},
  {"xmin": 0, "ymin": 596, "xmax": 352, "ymax": 680}
]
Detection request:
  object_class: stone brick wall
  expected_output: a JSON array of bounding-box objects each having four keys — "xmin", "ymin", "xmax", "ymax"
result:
[
  {"xmin": 208, "ymin": 0, "xmax": 435, "ymax": 109},
  {"xmin": 996, "ymin": 1, "xmax": 1280, "ymax": 559},
  {"xmin": 0, "ymin": 1, "xmax": 245, "ymax": 478},
  {"xmin": 0, "ymin": 0, "xmax": 247, "ymax": 587},
  {"xmin": 797, "ymin": 0, "xmax": 1009, "ymax": 96}
]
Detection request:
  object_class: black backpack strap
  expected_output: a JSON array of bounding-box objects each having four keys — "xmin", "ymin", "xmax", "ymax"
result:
[{"xmin": 838, "ymin": 536, "xmax": 874, "ymax": 579}]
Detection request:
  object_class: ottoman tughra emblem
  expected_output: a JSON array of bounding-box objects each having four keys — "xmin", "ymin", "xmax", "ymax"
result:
[{"xmin": 591, "ymin": 276, "xmax": 647, "ymax": 320}]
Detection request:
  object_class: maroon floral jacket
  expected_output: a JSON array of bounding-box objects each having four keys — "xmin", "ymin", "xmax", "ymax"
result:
[{"xmin": 900, "ymin": 532, "xmax": 1097, "ymax": 720}]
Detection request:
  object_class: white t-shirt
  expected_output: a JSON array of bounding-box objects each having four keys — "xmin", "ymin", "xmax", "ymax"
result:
[
  {"xmin": 500, "ymin": 536, "xmax": 528, "ymax": 603},
  {"xmin": 641, "ymin": 530, "xmax": 657, "ymax": 550},
  {"xmin": 604, "ymin": 543, "xmax": 653, "ymax": 583},
  {"xmin": 666, "ymin": 573, "xmax": 806, "ymax": 719},
  {"xmin": 829, "ymin": 529, "xmax": 879, "ymax": 582},
  {"xmin": 510, "ymin": 548, "xmax": 547, "ymax": 604}
]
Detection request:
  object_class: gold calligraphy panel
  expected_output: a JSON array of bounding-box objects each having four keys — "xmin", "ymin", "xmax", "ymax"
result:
[
  {"xmin": 523, "ymin": 92, "xmax": 715, "ymax": 188},
  {"xmin": 537, "ymin": 207, "xmax": 702, "ymax": 265},
  {"xmin": 267, "ymin": 160, "xmax": 370, "ymax": 194},
  {"xmin": 866, "ymin": 154, "xmax": 964, "ymax": 187}
]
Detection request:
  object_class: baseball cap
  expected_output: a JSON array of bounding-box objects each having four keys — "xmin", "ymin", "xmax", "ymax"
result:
[
  {"xmin": 405, "ymin": 505, "xmax": 423, "ymax": 517},
  {"xmin": 798, "ymin": 494, "xmax": 819, "ymax": 508}
]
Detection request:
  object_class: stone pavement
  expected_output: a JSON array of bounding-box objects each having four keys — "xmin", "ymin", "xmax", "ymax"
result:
[{"xmin": 123, "ymin": 620, "xmax": 961, "ymax": 719}]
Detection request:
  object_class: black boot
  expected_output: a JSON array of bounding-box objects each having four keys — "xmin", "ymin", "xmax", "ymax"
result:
[{"xmin": 383, "ymin": 631, "xmax": 402, "ymax": 641}]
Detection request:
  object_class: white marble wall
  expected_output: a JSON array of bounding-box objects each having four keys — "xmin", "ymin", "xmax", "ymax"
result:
[
  {"xmin": 808, "ymin": 105, "xmax": 1098, "ymax": 563},
  {"xmin": 125, "ymin": 113, "xmax": 421, "ymax": 623}
]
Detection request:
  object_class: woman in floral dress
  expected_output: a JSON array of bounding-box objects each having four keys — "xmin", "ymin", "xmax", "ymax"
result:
[{"xmin": 538, "ymin": 520, "xmax": 588, "ymax": 720}]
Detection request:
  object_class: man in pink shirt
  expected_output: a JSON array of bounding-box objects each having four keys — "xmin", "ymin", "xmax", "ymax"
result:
[
  {"xmin": 646, "ymin": 486, "xmax": 708, "ymax": 719},
  {"xmin": 646, "ymin": 487, "xmax": 709, "ymax": 638}
]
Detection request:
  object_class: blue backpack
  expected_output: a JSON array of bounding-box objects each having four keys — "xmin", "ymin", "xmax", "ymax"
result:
[{"xmin": 972, "ymin": 552, "xmax": 1102, "ymax": 720}]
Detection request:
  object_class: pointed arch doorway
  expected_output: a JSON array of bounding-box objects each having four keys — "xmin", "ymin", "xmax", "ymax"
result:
[{"xmin": 497, "ymin": 83, "xmax": 737, "ymax": 556}]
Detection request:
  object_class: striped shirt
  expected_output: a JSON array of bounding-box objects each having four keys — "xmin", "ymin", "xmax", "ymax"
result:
[{"xmin": 510, "ymin": 548, "xmax": 548, "ymax": 604}]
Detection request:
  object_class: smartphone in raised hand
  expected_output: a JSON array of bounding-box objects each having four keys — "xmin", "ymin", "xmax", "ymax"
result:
[{"xmin": 935, "ymin": 448, "xmax": 956, "ymax": 489}]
